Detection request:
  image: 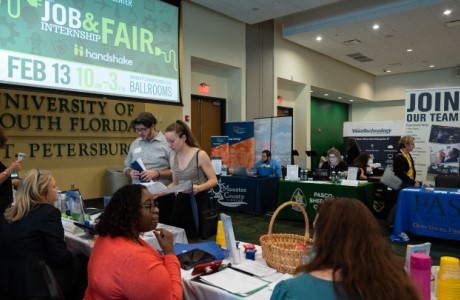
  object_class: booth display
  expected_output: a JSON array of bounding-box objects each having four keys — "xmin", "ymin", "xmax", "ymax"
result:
[
  {"xmin": 276, "ymin": 181, "xmax": 374, "ymax": 221},
  {"xmin": 393, "ymin": 188, "xmax": 460, "ymax": 241},
  {"xmin": 208, "ymin": 176, "xmax": 279, "ymax": 215}
]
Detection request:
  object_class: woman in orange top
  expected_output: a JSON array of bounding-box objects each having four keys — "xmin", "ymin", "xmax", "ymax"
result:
[{"xmin": 85, "ymin": 184, "xmax": 182, "ymax": 300}]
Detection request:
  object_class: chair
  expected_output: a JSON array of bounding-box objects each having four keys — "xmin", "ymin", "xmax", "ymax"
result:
[
  {"xmin": 38, "ymin": 260, "xmax": 66, "ymax": 300},
  {"xmin": 434, "ymin": 175, "xmax": 460, "ymax": 188}
]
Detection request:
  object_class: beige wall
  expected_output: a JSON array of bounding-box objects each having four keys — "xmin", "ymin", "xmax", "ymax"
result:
[{"xmin": 1, "ymin": 88, "xmax": 181, "ymax": 199}]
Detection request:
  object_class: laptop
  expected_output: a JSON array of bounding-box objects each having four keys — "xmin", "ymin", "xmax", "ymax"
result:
[
  {"xmin": 311, "ymin": 168, "xmax": 330, "ymax": 181},
  {"xmin": 233, "ymin": 166, "xmax": 248, "ymax": 176}
]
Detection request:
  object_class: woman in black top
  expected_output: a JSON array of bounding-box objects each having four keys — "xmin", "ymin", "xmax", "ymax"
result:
[
  {"xmin": 0, "ymin": 169, "xmax": 87, "ymax": 299},
  {"xmin": 321, "ymin": 148, "xmax": 348, "ymax": 175},
  {"xmin": 387, "ymin": 135, "xmax": 421, "ymax": 226}
]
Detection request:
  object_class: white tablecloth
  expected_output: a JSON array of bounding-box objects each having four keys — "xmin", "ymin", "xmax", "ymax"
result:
[
  {"xmin": 64, "ymin": 223, "xmax": 188, "ymax": 256},
  {"xmin": 181, "ymin": 244, "xmax": 286, "ymax": 300}
]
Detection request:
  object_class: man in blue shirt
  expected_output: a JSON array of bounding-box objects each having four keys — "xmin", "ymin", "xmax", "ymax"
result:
[{"xmin": 253, "ymin": 149, "xmax": 282, "ymax": 177}]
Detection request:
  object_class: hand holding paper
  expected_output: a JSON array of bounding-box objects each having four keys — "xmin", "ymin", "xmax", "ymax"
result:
[{"xmin": 131, "ymin": 158, "xmax": 152, "ymax": 183}]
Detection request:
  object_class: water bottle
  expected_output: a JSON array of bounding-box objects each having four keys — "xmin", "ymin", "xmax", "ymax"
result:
[
  {"xmin": 410, "ymin": 253, "xmax": 431, "ymax": 300},
  {"xmin": 331, "ymin": 171, "xmax": 336, "ymax": 183}
]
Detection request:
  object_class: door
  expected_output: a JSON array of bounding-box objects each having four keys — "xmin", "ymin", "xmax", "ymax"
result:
[{"xmin": 191, "ymin": 96, "xmax": 226, "ymax": 156}]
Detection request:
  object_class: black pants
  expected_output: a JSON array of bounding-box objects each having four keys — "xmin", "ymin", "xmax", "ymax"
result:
[
  {"xmin": 170, "ymin": 191, "xmax": 209, "ymax": 239},
  {"xmin": 157, "ymin": 193, "xmax": 175, "ymax": 225}
]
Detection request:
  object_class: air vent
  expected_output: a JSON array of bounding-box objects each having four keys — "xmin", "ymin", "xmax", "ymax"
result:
[
  {"xmin": 343, "ymin": 39, "xmax": 361, "ymax": 46},
  {"xmin": 346, "ymin": 53, "xmax": 374, "ymax": 63},
  {"xmin": 445, "ymin": 20, "xmax": 460, "ymax": 28}
]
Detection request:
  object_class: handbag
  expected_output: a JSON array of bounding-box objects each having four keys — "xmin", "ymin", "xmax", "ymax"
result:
[
  {"xmin": 380, "ymin": 165, "xmax": 403, "ymax": 190},
  {"xmin": 194, "ymin": 150, "xmax": 218, "ymax": 240}
]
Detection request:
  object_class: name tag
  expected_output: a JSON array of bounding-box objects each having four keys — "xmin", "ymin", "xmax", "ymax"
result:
[{"xmin": 134, "ymin": 147, "xmax": 141, "ymax": 154}]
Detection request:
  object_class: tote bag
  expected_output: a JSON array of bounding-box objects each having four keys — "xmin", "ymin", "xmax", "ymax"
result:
[{"xmin": 380, "ymin": 165, "xmax": 403, "ymax": 190}]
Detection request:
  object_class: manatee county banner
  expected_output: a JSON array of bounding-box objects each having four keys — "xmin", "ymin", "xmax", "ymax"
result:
[{"xmin": 405, "ymin": 87, "xmax": 460, "ymax": 184}]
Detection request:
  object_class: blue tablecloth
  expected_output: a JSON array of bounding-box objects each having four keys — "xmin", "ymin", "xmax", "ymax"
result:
[
  {"xmin": 208, "ymin": 176, "xmax": 279, "ymax": 215},
  {"xmin": 393, "ymin": 187, "xmax": 460, "ymax": 241}
]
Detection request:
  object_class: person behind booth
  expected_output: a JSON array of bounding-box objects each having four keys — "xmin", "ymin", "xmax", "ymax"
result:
[
  {"xmin": 0, "ymin": 126, "xmax": 22, "ymax": 215},
  {"xmin": 320, "ymin": 148, "xmax": 348, "ymax": 175},
  {"xmin": 0, "ymin": 169, "xmax": 87, "ymax": 300},
  {"xmin": 351, "ymin": 152, "xmax": 370, "ymax": 180},
  {"xmin": 387, "ymin": 135, "xmax": 421, "ymax": 227},
  {"xmin": 163, "ymin": 120, "xmax": 217, "ymax": 240},
  {"xmin": 345, "ymin": 137, "xmax": 361, "ymax": 165},
  {"xmin": 271, "ymin": 197, "xmax": 420, "ymax": 300},
  {"xmin": 253, "ymin": 149, "xmax": 283, "ymax": 177},
  {"xmin": 123, "ymin": 112, "xmax": 174, "ymax": 224},
  {"xmin": 84, "ymin": 184, "xmax": 182, "ymax": 300}
]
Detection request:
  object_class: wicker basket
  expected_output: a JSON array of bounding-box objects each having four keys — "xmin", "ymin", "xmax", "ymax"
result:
[{"xmin": 260, "ymin": 201, "xmax": 310, "ymax": 274}]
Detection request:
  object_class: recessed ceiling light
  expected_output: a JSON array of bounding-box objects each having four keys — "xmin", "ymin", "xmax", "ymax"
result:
[
  {"xmin": 338, "ymin": 96, "xmax": 342, "ymax": 99},
  {"xmin": 349, "ymin": 99, "xmax": 354, "ymax": 102},
  {"xmin": 324, "ymin": 93, "xmax": 328, "ymax": 96},
  {"xmin": 429, "ymin": 65, "xmax": 435, "ymax": 68},
  {"xmin": 316, "ymin": 36, "xmax": 322, "ymax": 41},
  {"xmin": 372, "ymin": 24, "xmax": 380, "ymax": 30},
  {"xmin": 444, "ymin": 9, "xmax": 452, "ymax": 16},
  {"xmin": 310, "ymin": 90, "xmax": 314, "ymax": 93},
  {"xmin": 383, "ymin": 69, "xmax": 391, "ymax": 73},
  {"xmin": 407, "ymin": 48, "xmax": 413, "ymax": 52}
]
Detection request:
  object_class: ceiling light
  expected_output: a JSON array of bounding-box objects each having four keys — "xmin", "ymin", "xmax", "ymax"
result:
[
  {"xmin": 349, "ymin": 99, "xmax": 354, "ymax": 102},
  {"xmin": 324, "ymin": 93, "xmax": 328, "ymax": 96},
  {"xmin": 407, "ymin": 48, "xmax": 413, "ymax": 52},
  {"xmin": 316, "ymin": 36, "xmax": 322, "ymax": 41},
  {"xmin": 383, "ymin": 68, "xmax": 391, "ymax": 73},
  {"xmin": 372, "ymin": 24, "xmax": 380, "ymax": 30},
  {"xmin": 429, "ymin": 65, "xmax": 435, "ymax": 68},
  {"xmin": 338, "ymin": 96, "xmax": 342, "ymax": 99},
  {"xmin": 444, "ymin": 9, "xmax": 452, "ymax": 16}
]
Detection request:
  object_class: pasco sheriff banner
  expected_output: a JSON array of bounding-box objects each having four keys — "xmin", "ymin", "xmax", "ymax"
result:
[{"xmin": 405, "ymin": 87, "xmax": 460, "ymax": 185}]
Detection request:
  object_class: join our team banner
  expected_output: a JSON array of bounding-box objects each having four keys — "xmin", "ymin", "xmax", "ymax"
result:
[{"xmin": 405, "ymin": 87, "xmax": 460, "ymax": 184}]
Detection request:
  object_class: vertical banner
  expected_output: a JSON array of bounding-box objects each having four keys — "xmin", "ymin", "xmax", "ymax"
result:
[
  {"xmin": 254, "ymin": 116, "xmax": 292, "ymax": 167},
  {"xmin": 343, "ymin": 121, "xmax": 405, "ymax": 167},
  {"xmin": 406, "ymin": 88, "xmax": 460, "ymax": 184},
  {"xmin": 224, "ymin": 122, "xmax": 255, "ymax": 169},
  {"xmin": 210, "ymin": 136, "xmax": 229, "ymax": 165}
]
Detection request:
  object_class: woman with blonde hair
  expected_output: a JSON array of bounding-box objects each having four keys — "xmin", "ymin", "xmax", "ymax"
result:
[
  {"xmin": 271, "ymin": 197, "xmax": 420, "ymax": 300},
  {"xmin": 320, "ymin": 148, "xmax": 348, "ymax": 175},
  {"xmin": 0, "ymin": 169, "xmax": 87, "ymax": 299}
]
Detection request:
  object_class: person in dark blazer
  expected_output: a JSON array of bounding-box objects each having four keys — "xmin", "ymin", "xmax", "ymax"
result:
[
  {"xmin": 345, "ymin": 137, "xmax": 361, "ymax": 165},
  {"xmin": 387, "ymin": 135, "xmax": 421, "ymax": 226},
  {"xmin": 0, "ymin": 169, "xmax": 87, "ymax": 300}
]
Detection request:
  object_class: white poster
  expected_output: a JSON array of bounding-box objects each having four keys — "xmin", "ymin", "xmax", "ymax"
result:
[{"xmin": 405, "ymin": 88, "xmax": 460, "ymax": 185}]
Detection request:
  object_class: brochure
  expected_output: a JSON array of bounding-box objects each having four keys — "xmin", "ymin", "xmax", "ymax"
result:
[
  {"xmin": 142, "ymin": 180, "xmax": 192, "ymax": 195},
  {"xmin": 131, "ymin": 158, "xmax": 151, "ymax": 183}
]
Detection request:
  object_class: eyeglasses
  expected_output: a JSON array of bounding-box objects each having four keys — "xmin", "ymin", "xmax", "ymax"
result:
[
  {"xmin": 139, "ymin": 201, "xmax": 158, "ymax": 211},
  {"xmin": 328, "ymin": 155, "xmax": 336, "ymax": 159},
  {"xmin": 134, "ymin": 127, "xmax": 149, "ymax": 133}
]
